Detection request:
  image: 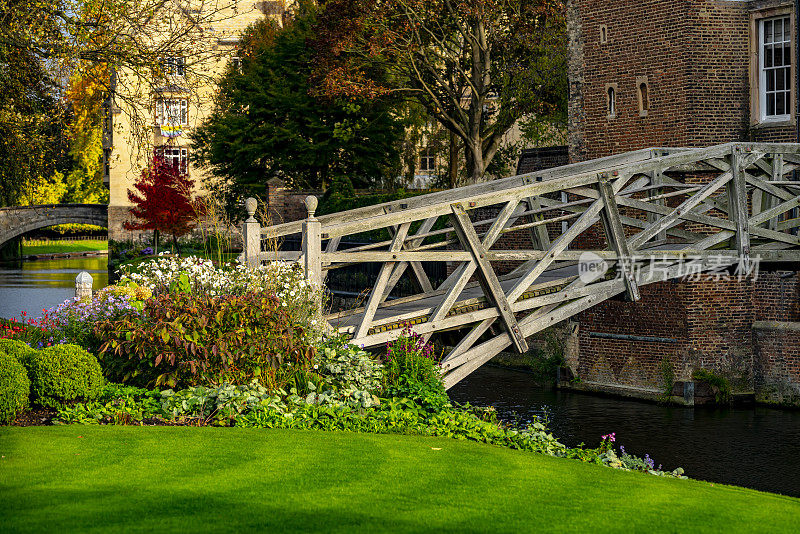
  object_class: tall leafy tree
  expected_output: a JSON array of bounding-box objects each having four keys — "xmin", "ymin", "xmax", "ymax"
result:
[
  {"xmin": 124, "ymin": 157, "xmax": 196, "ymax": 252},
  {"xmin": 191, "ymin": 0, "xmax": 407, "ymax": 210},
  {"xmin": 0, "ymin": 38, "xmax": 69, "ymax": 206},
  {"xmin": 313, "ymin": 0, "xmax": 567, "ymax": 184}
]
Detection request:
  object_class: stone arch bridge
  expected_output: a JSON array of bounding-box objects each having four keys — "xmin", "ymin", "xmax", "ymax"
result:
[{"xmin": 0, "ymin": 204, "xmax": 108, "ymax": 248}]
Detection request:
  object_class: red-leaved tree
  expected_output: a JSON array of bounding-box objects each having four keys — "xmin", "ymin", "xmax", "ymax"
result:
[{"xmin": 124, "ymin": 156, "xmax": 196, "ymax": 253}]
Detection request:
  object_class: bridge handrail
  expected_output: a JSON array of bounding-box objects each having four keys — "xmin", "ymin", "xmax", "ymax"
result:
[
  {"xmin": 260, "ymin": 142, "xmax": 800, "ymax": 240},
  {"xmin": 0, "ymin": 203, "xmax": 108, "ymax": 211}
]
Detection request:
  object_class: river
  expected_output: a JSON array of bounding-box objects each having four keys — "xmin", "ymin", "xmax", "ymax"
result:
[
  {"xmin": 2, "ymin": 257, "xmax": 799, "ymax": 497},
  {"xmin": 449, "ymin": 365, "xmax": 800, "ymax": 497},
  {"xmin": 0, "ymin": 257, "xmax": 108, "ymax": 320}
]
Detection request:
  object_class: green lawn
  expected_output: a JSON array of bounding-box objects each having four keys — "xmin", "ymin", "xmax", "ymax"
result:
[
  {"xmin": 1, "ymin": 428, "xmax": 797, "ymax": 533},
  {"xmin": 23, "ymin": 240, "xmax": 108, "ymax": 255}
]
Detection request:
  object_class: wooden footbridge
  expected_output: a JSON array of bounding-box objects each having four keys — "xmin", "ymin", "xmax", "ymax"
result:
[{"xmin": 243, "ymin": 143, "xmax": 800, "ymax": 388}]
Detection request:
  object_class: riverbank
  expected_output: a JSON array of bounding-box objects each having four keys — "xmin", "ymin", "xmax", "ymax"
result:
[
  {"xmin": 2, "ymin": 426, "xmax": 798, "ymax": 533},
  {"xmin": 22, "ymin": 240, "xmax": 108, "ymax": 257}
]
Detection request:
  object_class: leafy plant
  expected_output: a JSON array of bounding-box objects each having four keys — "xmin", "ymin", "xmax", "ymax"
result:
[
  {"xmin": 0, "ymin": 338, "xmax": 37, "ymax": 368},
  {"xmin": 303, "ymin": 335, "xmax": 383, "ymax": 407},
  {"xmin": 0, "ymin": 352, "xmax": 30, "ymax": 424},
  {"xmin": 382, "ymin": 326, "xmax": 447, "ymax": 410},
  {"xmin": 160, "ymin": 382, "xmax": 284, "ymax": 426},
  {"xmin": 27, "ymin": 344, "xmax": 104, "ymax": 408},
  {"xmin": 692, "ymin": 368, "xmax": 731, "ymax": 404},
  {"xmin": 96, "ymin": 290, "xmax": 314, "ymax": 390},
  {"xmin": 55, "ymin": 383, "xmax": 162, "ymax": 425}
]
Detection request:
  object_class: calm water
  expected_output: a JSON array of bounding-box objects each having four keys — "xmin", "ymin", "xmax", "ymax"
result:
[
  {"xmin": 449, "ymin": 365, "xmax": 800, "ymax": 497},
  {"xmin": 0, "ymin": 257, "xmax": 108, "ymax": 320}
]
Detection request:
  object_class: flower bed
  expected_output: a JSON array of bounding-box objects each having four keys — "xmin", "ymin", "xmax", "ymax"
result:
[{"xmin": 1, "ymin": 256, "xmax": 685, "ymax": 481}]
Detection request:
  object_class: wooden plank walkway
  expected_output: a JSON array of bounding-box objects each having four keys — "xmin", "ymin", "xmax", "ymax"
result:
[{"xmin": 244, "ymin": 143, "xmax": 800, "ymax": 388}]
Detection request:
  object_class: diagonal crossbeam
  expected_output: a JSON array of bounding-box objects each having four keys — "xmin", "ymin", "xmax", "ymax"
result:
[{"xmin": 450, "ymin": 202, "xmax": 528, "ymax": 353}]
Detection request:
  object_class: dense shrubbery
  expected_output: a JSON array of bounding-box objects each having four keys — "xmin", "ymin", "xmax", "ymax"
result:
[
  {"xmin": 0, "ymin": 352, "xmax": 30, "ymax": 423},
  {"xmin": 26, "ymin": 344, "xmax": 104, "ymax": 408},
  {"xmin": 0, "ymin": 339, "xmax": 37, "ymax": 367},
  {"xmin": 382, "ymin": 326, "xmax": 446, "ymax": 409},
  {"xmin": 96, "ymin": 290, "xmax": 314, "ymax": 389}
]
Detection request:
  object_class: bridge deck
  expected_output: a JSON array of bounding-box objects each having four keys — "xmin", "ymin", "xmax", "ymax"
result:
[{"xmin": 246, "ymin": 142, "xmax": 800, "ymax": 388}]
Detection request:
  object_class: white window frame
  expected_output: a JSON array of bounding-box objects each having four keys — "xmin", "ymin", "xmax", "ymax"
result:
[
  {"xmin": 759, "ymin": 15, "xmax": 792, "ymax": 122},
  {"xmin": 155, "ymin": 146, "xmax": 189, "ymax": 174},
  {"xmin": 156, "ymin": 98, "xmax": 188, "ymax": 126},
  {"xmin": 419, "ymin": 148, "xmax": 436, "ymax": 173}
]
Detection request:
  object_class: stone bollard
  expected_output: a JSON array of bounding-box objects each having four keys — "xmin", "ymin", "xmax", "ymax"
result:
[{"xmin": 75, "ymin": 271, "xmax": 93, "ymax": 300}]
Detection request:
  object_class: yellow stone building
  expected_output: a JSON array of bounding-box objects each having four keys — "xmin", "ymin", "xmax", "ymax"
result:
[{"xmin": 105, "ymin": 1, "xmax": 288, "ymax": 239}]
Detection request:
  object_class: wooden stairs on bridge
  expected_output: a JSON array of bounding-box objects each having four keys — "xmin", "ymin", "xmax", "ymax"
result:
[{"xmin": 244, "ymin": 143, "xmax": 800, "ymax": 388}]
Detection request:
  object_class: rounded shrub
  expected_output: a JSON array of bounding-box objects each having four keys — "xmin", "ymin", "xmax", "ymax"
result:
[
  {"xmin": 0, "ymin": 339, "xmax": 38, "ymax": 369},
  {"xmin": 28, "ymin": 344, "xmax": 104, "ymax": 408},
  {"xmin": 0, "ymin": 352, "xmax": 30, "ymax": 424}
]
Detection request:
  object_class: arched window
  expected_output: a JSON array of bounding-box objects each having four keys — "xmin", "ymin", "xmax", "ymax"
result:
[
  {"xmin": 638, "ymin": 80, "xmax": 649, "ymax": 116},
  {"xmin": 607, "ymin": 86, "xmax": 616, "ymax": 117},
  {"xmin": 600, "ymin": 25, "xmax": 608, "ymax": 44}
]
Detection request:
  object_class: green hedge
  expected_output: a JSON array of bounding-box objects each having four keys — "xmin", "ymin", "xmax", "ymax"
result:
[
  {"xmin": 0, "ymin": 338, "xmax": 37, "ymax": 368},
  {"xmin": 0, "ymin": 352, "xmax": 30, "ymax": 424},
  {"xmin": 28, "ymin": 344, "xmax": 104, "ymax": 408}
]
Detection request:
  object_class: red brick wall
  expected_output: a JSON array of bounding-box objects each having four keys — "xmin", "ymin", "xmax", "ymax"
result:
[
  {"xmin": 573, "ymin": 271, "xmax": 800, "ymax": 392},
  {"xmin": 568, "ymin": 0, "xmax": 795, "ymax": 160},
  {"xmin": 753, "ymin": 322, "xmax": 800, "ymax": 404},
  {"xmin": 565, "ymin": 0, "xmax": 800, "ymax": 398}
]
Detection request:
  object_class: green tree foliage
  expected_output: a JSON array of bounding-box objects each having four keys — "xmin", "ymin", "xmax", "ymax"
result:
[
  {"xmin": 313, "ymin": 0, "xmax": 567, "ymax": 184},
  {"xmin": 0, "ymin": 38, "xmax": 70, "ymax": 206},
  {"xmin": 191, "ymin": 1, "xmax": 407, "ymax": 211},
  {"xmin": 61, "ymin": 63, "xmax": 110, "ymax": 204}
]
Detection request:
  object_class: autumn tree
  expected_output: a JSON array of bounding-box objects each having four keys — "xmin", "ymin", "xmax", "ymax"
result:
[
  {"xmin": 192, "ymin": 1, "xmax": 407, "ymax": 212},
  {"xmin": 0, "ymin": 0, "xmax": 252, "ymax": 168},
  {"xmin": 124, "ymin": 157, "xmax": 196, "ymax": 253},
  {"xmin": 313, "ymin": 0, "xmax": 567, "ymax": 184}
]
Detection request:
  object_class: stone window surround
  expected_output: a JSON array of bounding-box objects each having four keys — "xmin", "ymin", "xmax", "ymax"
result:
[
  {"xmin": 750, "ymin": 5, "xmax": 796, "ymax": 127},
  {"xmin": 605, "ymin": 83, "xmax": 617, "ymax": 119},
  {"xmin": 636, "ymin": 76, "xmax": 649, "ymax": 117}
]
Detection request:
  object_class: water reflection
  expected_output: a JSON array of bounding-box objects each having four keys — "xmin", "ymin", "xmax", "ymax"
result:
[
  {"xmin": 0, "ymin": 257, "xmax": 108, "ymax": 319},
  {"xmin": 449, "ymin": 365, "xmax": 800, "ymax": 497}
]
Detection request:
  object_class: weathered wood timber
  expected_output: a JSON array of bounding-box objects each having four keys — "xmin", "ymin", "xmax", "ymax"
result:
[{"xmin": 244, "ymin": 143, "xmax": 800, "ymax": 389}]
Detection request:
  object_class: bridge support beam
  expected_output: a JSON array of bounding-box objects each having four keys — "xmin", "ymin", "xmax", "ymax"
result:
[
  {"xmin": 597, "ymin": 174, "xmax": 640, "ymax": 302},
  {"xmin": 450, "ymin": 202, "xmax": 528, "ymax": 354}
]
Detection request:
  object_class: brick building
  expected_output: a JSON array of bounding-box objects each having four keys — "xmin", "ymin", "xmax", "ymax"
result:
[{"xmin": 565, "ymin": 0, "xmax": 800, "ymax": 404}]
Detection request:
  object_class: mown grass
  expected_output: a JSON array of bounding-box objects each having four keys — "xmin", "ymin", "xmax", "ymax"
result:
[
  {"xmin": 23, "ymin": 240, "xmax": 108, "ymax": 255},
  {"xmin": 1, "ymin": 427, "xmax": 798, "ymax": 533}
]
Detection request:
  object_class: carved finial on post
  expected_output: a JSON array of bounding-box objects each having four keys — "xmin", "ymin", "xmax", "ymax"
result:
[
  {"xmin": 242, "ymin": 198, "xmax": 261, "ymax": 269},
  {"xmin": 75, "ymin": 271, "xmax": 93, "ymax": 300},
  {"xmin": 245, "ymin": 197, "xmax": 258, "ymax": 222},
  {"xmin": 304, "ymin": 195, "xmax": 318, "ymax": 219}
]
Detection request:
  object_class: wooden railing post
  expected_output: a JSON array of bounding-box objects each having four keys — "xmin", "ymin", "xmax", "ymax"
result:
[
  {"xmin": 242, "ymin": 197, "xmax": 261, "ymax": 269},
  {"xmin": 302, "ymin": 195, "xmax": 322, "ymax": 289}
]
